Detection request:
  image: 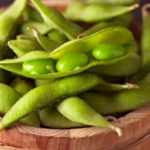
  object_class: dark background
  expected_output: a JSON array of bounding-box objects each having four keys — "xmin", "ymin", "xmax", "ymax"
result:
[{"xmin": 0, "ymin": 0, "xmax": 150, "ymax": 15}]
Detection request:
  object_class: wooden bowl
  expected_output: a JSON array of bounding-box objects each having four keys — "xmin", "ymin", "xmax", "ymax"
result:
[{"xmin": 0, "ymin": 1, "xmax": 147, "ymax": 150}]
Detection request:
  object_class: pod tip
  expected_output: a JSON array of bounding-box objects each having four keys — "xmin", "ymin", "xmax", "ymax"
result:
[
  {"xmin": 27, "ymin": 26, "xmax": 41, "ymax": 37},
  {"xmin": 114, "ymin": 127, "xmax": 122, "ymax": 137},
  {"xmin": 134, "ymin": 3, "xmax": 140, "ymax": 9},
  {"xmin": 126, "ymin": 83, "xmax": 140, "ymax": 89}
]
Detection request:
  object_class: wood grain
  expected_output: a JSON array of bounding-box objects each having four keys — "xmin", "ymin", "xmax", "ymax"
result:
[{"xmin": 1, "ymin": 103, "xmax": 150, "ymax": 150}]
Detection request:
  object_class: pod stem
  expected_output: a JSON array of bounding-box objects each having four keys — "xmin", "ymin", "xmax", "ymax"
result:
[
  {"xmin": 142, "ymin": 4, "xmax": 150, "ymax": 16},
  {"xmin": 125, "ymin": 83, "xmax": 140, "ymax": 89},
  {"xmin": 27, "ymin": 26, "xmax": 41, "ymax": 38}
]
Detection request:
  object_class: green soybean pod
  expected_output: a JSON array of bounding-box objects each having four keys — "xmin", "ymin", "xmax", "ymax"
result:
[
  {"xmin": 47, "ymin": 29, "xmax": 68, "ymax": 44},
  {"xmin": 23, "ymin": 5, "xmax": 43, "ymax": 22},
  {"xmin": 88, "ymin": 53, "xmax": 141, "ymax": 76},
  {"xmin": 92, "ymin": 43, "xmax": 125, "ymax": 61},
  {"xmin": 28, "ymin": 27, "xmax": 61, "ymax": 52},
  {"xmin": 56, "ymin": 52, "xmax": 88, "ymax": 72},
  {"xmin": 0, "ymin": 27, "xmax": 135, "ymax": 79},
  {"xmin": 17, "ymin": 35, "xmax": 37, "ymax": 41},
  {"xmin": 20, "ymin": 21, "xmax": 52, "ymax": 36},
  {"xmin": 80, "ymin": 73, "xmax": 150, "ymax": 116},
  {"xmin": 10, "ymin": 77, "xmax": 32, "ymax": 96},
  {"xmin": 0, "ymin": 83, "xmax": 40, "ymax": 127},
  {"xmin": 129, "ymin": 5, "xmax": 150, "ymax": 83},
  {"xmin": 64, "ymin": 1, "xmax": 139, "ymax": 23},
  {"xmin": 0, "ymin": 0, "xmax": 27, "ymax": 60},
  {"xmin": 86, "ymin": 0, "xmax": 139, "ymax": 6},
  {"xmin": 57, "ymin": 97, "xmax": 122, "ymax": 136},
  {"xmin": 35, "ymin": 79, "xmax": 55, "ymax": 87},
  {"xmin": 78, "ymin": 13, "xmax": 133, "ymax": 38},
  {"xmin": 39, "ymin": 106, "xmax": 84, "ymax": 128},
  {"xmin": 8, "ymin": 39, "xmax": 44, "ymax": 57},
  {"xmin": 30, "ymin": 0, "xmax": 84, "ymax": 40},
  {"xmin": 0, "ymin": 73, "xmax": 100, "ymax": 131}
]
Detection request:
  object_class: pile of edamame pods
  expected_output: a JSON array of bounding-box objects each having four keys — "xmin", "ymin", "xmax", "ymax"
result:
[{"xmin": 0, "ymin": 0, "xmax": 150, "ymax": 137}]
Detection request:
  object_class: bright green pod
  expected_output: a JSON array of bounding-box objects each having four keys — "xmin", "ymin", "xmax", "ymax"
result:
[
  {"xmin": 8, "ymin": 39, "xmax": 44, "ymax": 57},
  {"xmin": 129, "ymin": 5, "xmax": 150, "ymax": 83},
  {"xmin": 92, "ymin": 43, "xmax": 125, "ymax": 61},
  {"xmin": 86, "ymin": 0, "xmax": 139, "ymax": 6},
  {"xmin": 35, "ymin": 79, "xmax": 55, "ymax": 87},
  {"xmin": 64, "ymin": 1, "xmax": 139, "ymax": 23},
  {"xmin": 10, "ymin": 77, "xmax": 32, "ymax": 96},
  {"xmin": 22, "ymin": 5, "xmax": 43, "ymax": 22},
  {"xmin": 0, "ymin": 27, "xmax": 134, "ymax": 79},
  {"xmin": 56, "ymin": 52, "xmax": 88, "ymax": 73},
  {"xmin": 23, "ymin": 59, "xmax": 55, "ymax": 74},
  {"xmin": 17, "ymin": 35, "xmax": 37, "ymax": 41},
  {"xmin": 20, "ymin": 21, "xmax": 52, "ymax": 36},
  {"xmin": 30, "ymin": 0, "xmax": 84, "ymax": 40},
  {"xmin": 57, "ymin": 97, "xmax": 121, "ymax": 136},
  {"xmin": 78, "ymin": 13, "xmax": 133, "ymax": 38},
  {"xmin": 88, "ymin": 53, "xmax": 141, "ymax": 76},
  {"xmin": 0, "ymin": 73, "xmax": 100, "ymax": 131},
  {"xmin": 0, "ymin": 0, "xmax": 27, "ymax": 60},
  {"xmin": 0, "ymin": 83, "xmax": 40, "ymax": 127},
  {"xmin": 80, "ymin": 72, "xmax": 150, "ymax": 116},
  {"xmin": 29, "ymin": 27, "xmax": 61, "ymax": 52},
  {"xmin": 39, "ymin": 106, "xmax": 84, "ymax": 129},
  {"xmin": 47, "ymin": 29, "xmax": 68, "ymax": 44}
]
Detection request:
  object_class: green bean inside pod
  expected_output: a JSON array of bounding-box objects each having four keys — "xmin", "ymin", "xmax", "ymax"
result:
[
  {"xmin": 0, "ymin": 27, "xmax": 135, "ymax": 79},
  {"xmin": 64, "ymin": 1, "xmax": 139, "ymax": 23},
  {"xmin": 0, "ymin": 73, "xmax": 100, "ymax": 131}
]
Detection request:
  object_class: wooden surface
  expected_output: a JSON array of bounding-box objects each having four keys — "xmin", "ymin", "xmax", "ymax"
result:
[
  {"xmin": 0, "ymin": 1, "xmax": 147, "ymax": 150},
  {"xmin": 1, "ymin": 103, "xmax": 150, "ymax": 150}
]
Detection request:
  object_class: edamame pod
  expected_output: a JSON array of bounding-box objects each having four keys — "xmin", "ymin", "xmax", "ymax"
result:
[
  {"xmin": 86, "ymin": 0, "xmax": 139, "ymax": 6},
  {"xmin": 39, "ymin": 106, "xmax": 84, "ymax": 129},
  {"xmin": 0, "ymin": 0, "xmax": 27, "ymax": 60},
  {"xmin": 88, "ymin": 53, "xmax": 141, "ymax": 76},
  {"xmin": 10, "ymin": 77, "xmax": 32, "ymax": 95},
  {"xmin": 35, "ymin": 79, "xmax": 55, "ymax": 87},
  {"xmin": 47, "ymin": 29, "xmax": 68, "ymax": 44},
  {"xmin": 28, "ymin": 27, "xmax": 61, "ymax": 52},
  {"xmin": 30, "ymin": 0, "xmax": 84, "ymax": 40},
  {"xmin": 0, "ymin": 83, "xmax": 40, "ymax": 127},
  {"xmin": 129, "ymin": 5, "xmax": 150, "ymax": 83},
  {"xmin": 80, "ymin": 73, "xmax": 150, "ymax": 115},
  {"xmin": 23, "ymin": 5, "xmax": 43, "ymax": 22},
  {"xmin": 0, "ymin": 73, "xmax": 100, "ymax": 131},
  {"xmin": 78, "ymin": 13, "xmax": 133, "ymax": 38},
  {"xmin": 0, "ymin": 27, "xmax": 135, "ymax": 79},
  {"xmin": 8, "ymin": 39, "xmax": 44, "ymax": 57},
  {"xmin": 20, "ymin": 21, "xmax": 52, "ymax": 36},
  {"xmin": 57, "ymin": 97, "xmax": 121, "ymax": 136},
  {"xmin": 64, "ymin": 1, "xmax": 139, "ymax": 23}
]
